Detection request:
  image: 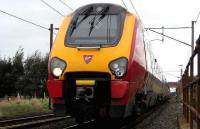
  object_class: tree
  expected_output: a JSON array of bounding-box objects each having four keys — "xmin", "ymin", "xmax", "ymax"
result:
[
  {"xmin": 23, "ymin": 51, "xmax": 48, "ymax": 98},
  {"xmin": 0, "ymin": 58, "xmax": 11, "ymax": 97},
  {"xmin": 0, "ymin": 48, "xmax": 48, "ymax": 98},
  {"xmin": 12, "ymin": 47, "xmax": 24, "ymax": 97},
  {"xmin": 39, "ymin": 53, "xmax": 48, "ymax": 98}
]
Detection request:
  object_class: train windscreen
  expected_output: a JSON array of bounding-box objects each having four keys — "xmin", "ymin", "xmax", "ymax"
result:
[{"xmin": 65, "ymin": 14, "xmax": 124, "ymax": 47}]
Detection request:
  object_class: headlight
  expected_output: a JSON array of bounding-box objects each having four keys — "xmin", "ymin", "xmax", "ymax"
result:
[
  {"xmin": 109, "ymin": 57, "xmax": 128, "ymax": 78},
  {"xmin": 50, "ymin": 57, "xmax": 67, "ymax": 78}
]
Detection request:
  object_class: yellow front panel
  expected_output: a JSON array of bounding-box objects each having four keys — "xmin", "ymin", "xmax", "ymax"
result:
[{"xmin": 50, "ymin": 14, "xmax": 136, "ymax": 80}]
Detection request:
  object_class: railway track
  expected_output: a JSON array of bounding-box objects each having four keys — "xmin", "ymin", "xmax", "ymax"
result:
[
  {"xmin": 0, "ymin": 102, "xmax": 168, "ymax": 129},
  {"xmin": 62, "ymin": 102, "xmax": 168, "ymax": 129},
  {"xmin": 63, "ymin": 106, "xmax": 162, "ymax": 129},
  {"xmin": 63, "ymin": 120, "xmax": 95, "ymax": 129},
  {"xmin": 0, "ymin": 113, "xmax": 71, "ymax": 129}
]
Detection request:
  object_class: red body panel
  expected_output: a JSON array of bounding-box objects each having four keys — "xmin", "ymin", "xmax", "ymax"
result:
[
  {"xmin": 111, "ymin": 61, "xmax": 146, "ymax": 105},
  {"xmin": 52, "ymin": 98, "xmax": 65, "ymax": 104},
  {"xmin": 112, "ymin": 19, "xmax": 146, "ymax": 106},
  {"xmin": 111, "ymin": 81, "xmax": 128, "ymax": 99},
  {"xmin": 47, "ymin": 80, "xmax": 63, "ymax": 98},
  {"xmin": 111, "ymin": 82, "xmax": 137, "ymax": 105},
  {"xmin": 123, "ymin": 19, "xmax": 138, "ymax": 81}
]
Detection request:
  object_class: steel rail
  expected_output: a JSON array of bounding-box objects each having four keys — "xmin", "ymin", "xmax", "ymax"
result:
[
  {"xmin": 0, "ymin": 114, "xmax": 71, "ymax": 129},
  {"xmin": 63, "ymin": 120, "xmax": 95, "ymax": 129},
  {"xmin": 0, "ymin": 113, "xmax": 54, "ymax": 126}
]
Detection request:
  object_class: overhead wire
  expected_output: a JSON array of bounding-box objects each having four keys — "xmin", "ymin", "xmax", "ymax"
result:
[
  {"xmin": 40, "ymin": 0, "xmax": 64, "ymax": 17},
  {"xmin": 129, "ymin": 0, "xmax": 142, "ymax": 22},
  {"xmin": 0, "ymin": 9, "xmax": 49, "ymax": 30},
  {"xmin": 163, "ymin": 72, "xmax": 180, "ymax": 79},
  {"xmin": 163, "ymin": 71, "xmax": 180, "ymax": 73},
  {"xmin": 120, "ymin": 0, "xmax": 128, "ymax": 10},
  {"xmin": 58, "ymin": 0, "xmax": 73, "ymax": 11},
  {"xmin": 195, "ymin": 11, "xmax": 200, "ymax": 23},
  {"xmin": 0, "ymin": 9, "xmax": 59, "ymax": 35},
  {"xmin": 121, "ymin": 0, "xmax": 189, "ymax": 81},
  {"xmin": 145, "ymin": 27, "xmax": 191, "ymax": 30},
  {"xmin": 147, "ymin": 29, "xmax": 191, "ymax": 47}
]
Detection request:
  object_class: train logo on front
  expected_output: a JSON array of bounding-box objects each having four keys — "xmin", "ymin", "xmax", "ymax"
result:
[{"xmin": 83, "ymin": 55, "xmax": 93, "ymax": 64}]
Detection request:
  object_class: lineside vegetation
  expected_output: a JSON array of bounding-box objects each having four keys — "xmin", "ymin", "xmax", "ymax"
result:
[
  {"xmin": 0, "ymin": 98, "xmax": 50, "ymax": 117},
  {"xmin": 0, "ymin": 47, "xmax": 48, "ymax": 98}
]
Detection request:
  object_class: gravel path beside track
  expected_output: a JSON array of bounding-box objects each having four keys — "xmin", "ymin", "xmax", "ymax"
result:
[{"xmin": 135, "ymin": 96, "xmax": 182, "ymax": 129}]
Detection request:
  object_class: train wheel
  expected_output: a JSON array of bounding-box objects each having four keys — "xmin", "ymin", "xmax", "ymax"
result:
[
  {"xmin": 53, "ymin": 104, "xmax": 67, "ymax": 117},
  {"xmin": 133, "ymin": 101, "xmax": 147, "ymax": 115},
  {"xmin": 96, "ymin": 105, "xmax": 110, "ymax": 124},
  {"xmin": 75, "ymin": 112, "xmax": 84, "ymax": 124},
  {"xmin": 71, "ymin": 99, "xmax": 96, "ymax": 124},
  {"xmin": 140, "ymin": 101, "xmax": 147, "ymax": 114}
]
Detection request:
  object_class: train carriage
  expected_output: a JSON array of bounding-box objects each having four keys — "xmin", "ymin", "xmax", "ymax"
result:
[{"xmin": 47, "ymin": 3, "xmax": 170, "ymax": 122}]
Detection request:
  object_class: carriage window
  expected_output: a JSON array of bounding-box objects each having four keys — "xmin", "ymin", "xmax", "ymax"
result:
[{"xmin": 65, "ymin": 14, "xmax": 124, "ymax": 47}]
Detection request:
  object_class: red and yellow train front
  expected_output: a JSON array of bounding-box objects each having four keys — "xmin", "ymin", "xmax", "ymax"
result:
[{"xmin": 47, "ymin": 4, "xmax": 146, "ymax": 120}]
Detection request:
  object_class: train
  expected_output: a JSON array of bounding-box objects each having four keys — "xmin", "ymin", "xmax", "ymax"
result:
[{"xmin": 47, "ymin": 3, "xmax": 170, "ymax": 123}]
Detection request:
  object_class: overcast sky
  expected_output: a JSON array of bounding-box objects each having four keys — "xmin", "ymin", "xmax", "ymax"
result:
[{"xmin": 0, "ymin": 0, "xmax": 200, "ymax": 82}]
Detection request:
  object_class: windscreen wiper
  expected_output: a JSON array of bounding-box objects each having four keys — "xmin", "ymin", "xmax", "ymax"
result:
[
  {"xmin": 95, "ymin": 6, "xmax": 109, "ymax": 26},
  {"xmin": 88, "ymin": 6, "xmax": 110, "ymax": 36},
  {"xmin": 69, "ymin": 6, "xmax": 93, "ymax": 36},
  {"xmin": 88, "ymin": 16, "xmax": 96, "ymax": 36},
  {"xmin": 69, "ymin": 16, "xmax": 78, "ymax": 36}
]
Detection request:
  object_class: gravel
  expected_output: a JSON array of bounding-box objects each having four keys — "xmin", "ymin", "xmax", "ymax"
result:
[{"xmin": 135, "ymin": 96, "xmax": 182, "ymax": 129}]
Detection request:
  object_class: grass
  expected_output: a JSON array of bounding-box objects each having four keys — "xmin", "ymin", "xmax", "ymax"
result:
[{"xmin": 0, "ymin": 98, "xmax": 51, "ymax": 118}]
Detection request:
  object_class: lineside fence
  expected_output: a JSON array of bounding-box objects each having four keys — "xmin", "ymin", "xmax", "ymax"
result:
[{"xmin": 181, "ymin": 35, "xmax": 200, "ymax": 129}]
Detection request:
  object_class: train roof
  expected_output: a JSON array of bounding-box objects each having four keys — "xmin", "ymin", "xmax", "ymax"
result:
[{"xmin": 74, "ymin": 3, "xmax": 127, "ymax": 15}]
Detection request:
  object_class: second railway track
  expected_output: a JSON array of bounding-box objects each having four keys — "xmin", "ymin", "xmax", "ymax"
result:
[{"xmin": 0, "ymin": 113, "xmax": 71, "ymax": 129}]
